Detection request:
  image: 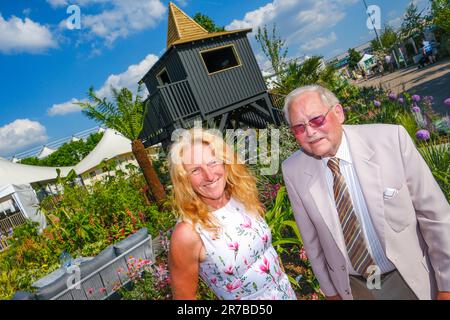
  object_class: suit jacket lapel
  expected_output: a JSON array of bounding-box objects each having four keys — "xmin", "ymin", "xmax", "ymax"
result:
[{"xmin": 343, "ymin": 126, "xmax": 386, "ymax": 251}]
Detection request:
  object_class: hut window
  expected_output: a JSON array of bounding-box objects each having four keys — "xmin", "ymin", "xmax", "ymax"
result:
[
  {"xmin": 157, "ymin": 68, "xmax": 171, "ymax": 86},
  {"xmin": 200, "ymin": 45, "xmax": 240, "ymax": 74}
]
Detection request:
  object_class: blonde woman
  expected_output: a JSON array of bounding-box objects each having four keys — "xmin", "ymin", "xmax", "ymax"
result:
[{"xmin": 168, "ymin": 128, "xmax": 296, "ymax": 300}]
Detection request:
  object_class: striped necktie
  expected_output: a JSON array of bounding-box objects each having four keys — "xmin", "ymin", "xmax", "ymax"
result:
[{"xmin": 327, "ymin": 157, "xmax": 377, "ymax": 278}]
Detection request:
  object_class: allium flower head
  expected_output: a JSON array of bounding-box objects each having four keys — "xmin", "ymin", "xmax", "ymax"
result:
[
  {"xmin": 416, "ymin": 129, "xmax": 430, "ymax": 141},
  {"xmin": 412, "ymin": 95, "xmax": 421, "ymax": 102},
  {"xmin": 388, "ymin": 92, "xmax": 397, "ymax": 100},
  {"xmin": 411, "ymin": 106, "xmax": 421, "ymax": 113}
]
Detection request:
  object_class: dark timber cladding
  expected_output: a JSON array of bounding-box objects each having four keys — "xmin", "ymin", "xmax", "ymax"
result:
[
  {"xmin": 178, "ymin": 33, "xmax": 267, "ymax": 115},
  {"xmin": 139, "ymin": 2, "xmax": 281, "ymax": 148}
]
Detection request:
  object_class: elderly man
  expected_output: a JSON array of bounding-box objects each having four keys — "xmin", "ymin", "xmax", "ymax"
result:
[{"xmin": 281, "ymin": 84, "xmax": 450, "ymax": 300}]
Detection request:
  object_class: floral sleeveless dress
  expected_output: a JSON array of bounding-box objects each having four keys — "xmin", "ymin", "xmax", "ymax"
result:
[{"xmin": 188, "ymin": 197, "xmax": 296, "ymax": 300}]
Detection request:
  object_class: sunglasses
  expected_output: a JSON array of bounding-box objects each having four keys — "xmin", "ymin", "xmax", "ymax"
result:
[{"xmin": 290, "ymin": 105, "xmax": 336, "ymax": 135}]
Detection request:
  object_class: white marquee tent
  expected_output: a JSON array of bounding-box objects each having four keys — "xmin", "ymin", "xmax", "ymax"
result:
[
  {"xmin": 73, "ymin": 129, "xmax": 132, "ymax": 175},
  {"xmin": 0, "ymin": 129, "xmax": 135, "ymax": 235},
  {"xmin": 0, "ymin": 184, "xmax": 47, "ymax": 232}
]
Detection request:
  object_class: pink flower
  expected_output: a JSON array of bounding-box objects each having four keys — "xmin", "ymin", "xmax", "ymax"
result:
[
  {"xmin": 226, "ymin": 279, "xmax": 242, "ymax": 292},
  {"xmin": 299, "ymin": 247, "xmax": 308, "ymax": 262},
  {"xmin": 259, "ymin": 257, "xmax": 270, "ymax": 273},
  {"xmin": 261, "ymin": 234, "xmax": 268, "ymax": 243},
  {"xmin": 99, "ymin": 287, "xmax": 107, "ymax": 294},
  {"xmin": 224, "ymin": 265, "xmax": 234, "ymax": 275},
  {"xmin": 228, "ymin": 242, "xmax": 239, "ymax": 251},
  {"xmin": 210, "ymin": 277, "xmax": 217, "ymax": 285},
  {"xmin": 445, "ymin": 98, "xmax": 450, "ymax": 106},
  {"xmin": 240, "ymin": 216, "xmax": 252, "ymax": 228},
  {"xmin": 275, "ymin": 266, "xmax": 282, "ymax": 277},
  {"xmin": 311, "ymin": 293, "xmax": 319, "ymax": 300},
  {"xmin": 87, "ymin": 288, "xmax": 94, "ymax": 295}
]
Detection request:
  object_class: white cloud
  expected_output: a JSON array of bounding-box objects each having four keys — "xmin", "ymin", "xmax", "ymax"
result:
[
  {"xmin": 95, "ymin": 53, "xmax": 158, "ymax": 99},
  {"xmin": 225, "ymin": 0, "xmax": 358, "ymax": 65},
  {"xmin": 0, "ymin": 14, "xmax": 57, "ymax": 54},
  {"xmin": 301, "ymin": 32, "xmax": 337, "ymax": 51},
  {"xmin": 48, "ymin": 98, "xmax": 84, "ymax": 116},
  {"xmin": 175, "ymin": 0, "xmax": 189, "ymax": 7},
  {"xmin": 22, "ymin": 8, "xmax": 32, "ymax": 16},
  {"xmin": 48, "ymin": 53, "xmax": 158, "ymax": 116},
  {"xmin": 46, "ymin": 0, "xmax": 110, "ymax": 8},
  {"xmin": 46, "ymin": 0, "xmax": 69, "ymax": 7},
  {"xmin": 0, "ymin": 119, "xmax": 48, "ymax": 155},
  {"xmin": 52, "ymin": 0, "xmax": 166, "ymax": 45},
  {"xmin": 388, "ymin": 17, "xmax": 403, "ymax": 29}
]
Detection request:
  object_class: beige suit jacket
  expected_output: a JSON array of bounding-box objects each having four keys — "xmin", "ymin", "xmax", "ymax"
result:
[{"xmin": 282, "ymin": 124, "xmax": 450, "ymax": 299}]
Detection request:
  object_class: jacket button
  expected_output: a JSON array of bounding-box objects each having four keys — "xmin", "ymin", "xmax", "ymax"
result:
[
  {"xmin": 341, "ymin": 265, "xmax": 345, "ymax": 271},
  {"xmin": 345, "ymin": 290, "xmax": 350, "ymax": 295}
]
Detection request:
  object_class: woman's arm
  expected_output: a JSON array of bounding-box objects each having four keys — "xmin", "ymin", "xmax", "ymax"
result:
[{"xmin": 168, "ymin": 221, "xmax": 203, "ymax": 299}]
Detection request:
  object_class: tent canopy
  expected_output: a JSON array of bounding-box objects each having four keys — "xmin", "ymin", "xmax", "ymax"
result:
[
  {"xmin": 0, "ymin": 128, "xmax": 132, "ymax": 187},
  {"xmin": 0, "ymin": 158, "xmax": 74, "ymax": 186},
  {"xmin": 74, "ymin": 129, "xmax": 132, "ymax": 174}
]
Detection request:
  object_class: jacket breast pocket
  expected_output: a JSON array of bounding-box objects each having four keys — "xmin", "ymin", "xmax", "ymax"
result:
[{"xmin": 383, "ymin": 183, "xmax": 416, "ymax": 232}]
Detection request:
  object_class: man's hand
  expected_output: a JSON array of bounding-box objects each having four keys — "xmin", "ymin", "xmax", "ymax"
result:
[
  {"xmin": 437, "ymin": 291, "xmax": 450, "ymax": 300},
  {"xmin": 326, "ymin": 294, "xmax": 342, "ymax": 300}
]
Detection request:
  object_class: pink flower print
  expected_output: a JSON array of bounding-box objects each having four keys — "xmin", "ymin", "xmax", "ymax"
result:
[
  {"xmin": 210, "ymin": 277, "xmax": 217, "ymax": 285},
  {"xmin": 87, "ymin": 288, "xmax": 94, "ymax": 295},
  {"xmin": 226, "ymin": 279, "xmax": 242, "ymax": 293},
  {"xmin": 224, "ymin": 265, "xmax": 234, "ymax": 275},
  {"xmin": 240, "ymin": 215, "xmax": 252, "ymax": 228},
  {"xmin": 99, "ymin": 287, "xmax": 107, "ymax": 294},
  {"xmin": 261, "ymin": 234, "xmax": 268, "ymax": 243},
  {"xmin": 228, "ymin": 242, "xmax": 239, "ymax": 251},
  {"xmin": 259, "ymin": 256, "xmax": 270, "ymax": 273},
  {"xmin": 299, "ymin": 247, "xmax": 308, "ymax": 262},
  {"xmin": 275, "ymin": 266, "xmax": 282, "ymax": 278}
]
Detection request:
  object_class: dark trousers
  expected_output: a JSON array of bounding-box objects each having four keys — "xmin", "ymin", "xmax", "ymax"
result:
[{"xmin": 349, "ymin": 270, "xmax": 418, "ymax": 300}]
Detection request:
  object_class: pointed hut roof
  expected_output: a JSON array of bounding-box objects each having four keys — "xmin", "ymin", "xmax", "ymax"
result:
[{"xmin": 166, "ymin": 2, "xmax": 251, "ymax": 48}]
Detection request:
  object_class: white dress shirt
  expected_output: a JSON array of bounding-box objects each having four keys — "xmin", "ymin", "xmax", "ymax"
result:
[{"xmin": 322, "ymin": 133, "xmax": 396, "ymax": 275}]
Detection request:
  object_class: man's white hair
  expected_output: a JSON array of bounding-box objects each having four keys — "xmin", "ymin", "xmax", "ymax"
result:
[{"xmin": 283, "ymin": 85, "xmax": 340, "ymax": 126}]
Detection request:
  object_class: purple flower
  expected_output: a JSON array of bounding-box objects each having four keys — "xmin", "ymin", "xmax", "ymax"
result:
[
  {"xmin": 416, "ymin": 129, "xmax": 430, "ymax": 141},
  {"xmin": 374, "ymin": 100, "xmax": 381, "ymax": 107},
  {"xmin": 411, "ymin": 106, "xmax": 421, "ymax": 113},
  {"xmin": 411, "ymin": 95, "xmax": 421, "ymax": 102},
  {"xmin": 444, "ymin": 98, "xmax": 450, "ymax": 106},
  {"xmin": 398, "ymin": 97, "xmax": 404, "ymax": 104},
  {"xmin": 388, "ymin": 92, "xmax": 397, "ymax": 100}
]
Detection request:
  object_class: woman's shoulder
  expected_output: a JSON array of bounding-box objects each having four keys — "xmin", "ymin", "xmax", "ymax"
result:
[{"xmin": 171, "ymin": 220, "xmax": 201, "ymax": 246}]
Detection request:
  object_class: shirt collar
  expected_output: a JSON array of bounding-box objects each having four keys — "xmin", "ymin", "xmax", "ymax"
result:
[{"xmin": 322, "ymin": 131, "xmax": 352, "ymax": 166}]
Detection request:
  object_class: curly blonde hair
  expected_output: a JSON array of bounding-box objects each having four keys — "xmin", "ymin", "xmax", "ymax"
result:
[{"xmin": 168, "ymin": 128, "xmax": 264, "ymax": 234}]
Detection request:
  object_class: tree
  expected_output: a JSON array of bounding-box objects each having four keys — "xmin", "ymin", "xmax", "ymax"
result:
[
  {"xmin": 19, "ymin": 132, "xmax": 104, "ymax": 167},
  {"xmin": 431, "ymin": 0, "xmax": 450, "ymax": 36},
  {"xmin": 255, "ymin": 24, "xmax": 288, "ymax": 81},
  {"xmin": 193, "ymin": 13, "xmax": 225, "ymax": 32},
  {"xmin": 347, "ymin": 48, "xmax": 362, "ymax": 70},
  {"xmin": 400, "ymin": 2, "xmax": 425, "ymax": 40},
  {"xmin": 371, "ymin": 24, "xmax": 399, "ymax": 52},
  {"xmin": 76, "ymin": 85, "xmax": 167, "ymax": 205}
]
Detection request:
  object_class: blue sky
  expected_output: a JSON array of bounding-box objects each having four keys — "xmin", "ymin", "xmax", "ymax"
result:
[{"xmin": 0, "ymin": 0, "xmax": 430, "ymax": 158}]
